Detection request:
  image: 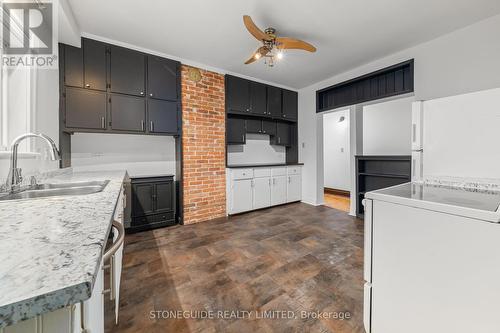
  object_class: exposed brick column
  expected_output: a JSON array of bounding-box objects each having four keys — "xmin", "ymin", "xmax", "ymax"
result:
[{"xmin": 181, "ymin": 65, "xmax": 226, "ymax": 224}]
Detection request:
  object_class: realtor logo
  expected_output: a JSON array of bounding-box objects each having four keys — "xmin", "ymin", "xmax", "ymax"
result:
[{"xmin": 1, "ymin": 0, "xmax": 58, "ymax": 68}]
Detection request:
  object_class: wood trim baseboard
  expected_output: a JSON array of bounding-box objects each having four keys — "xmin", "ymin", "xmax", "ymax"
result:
[{"xmin": 324, "ymin": 187, "xmax": 350, "ymax": 197}]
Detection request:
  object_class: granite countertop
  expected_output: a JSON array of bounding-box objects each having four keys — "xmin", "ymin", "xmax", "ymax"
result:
[
  {"xmin": 226, "ymin": 163, "xmax": 304, "ymax": 168},
  {"xmin": 0, "ymin": 169, "xmax": 126, "ymax": 328}
]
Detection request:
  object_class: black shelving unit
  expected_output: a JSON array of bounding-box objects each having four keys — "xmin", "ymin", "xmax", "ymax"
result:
[{"xmin": 356, "ymin": 155, "xmax": 411, "ymax": 218}]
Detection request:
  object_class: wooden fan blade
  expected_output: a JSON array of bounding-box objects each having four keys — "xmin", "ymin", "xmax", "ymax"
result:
[
  {"xmin": 244, "ymin": 46, "xmax": 269, "ymax": 64},
  {"xmin": 276, "ymin": 37, "xmax": 317, "ymax": 52},
  {"xmin": 243, "ymin": 15, "xmax": 272, "ymax": 41}
]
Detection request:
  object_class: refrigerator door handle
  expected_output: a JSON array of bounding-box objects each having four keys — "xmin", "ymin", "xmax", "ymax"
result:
[{"xmin": 364, "ymin": 199, "xmax": 373, "ymax": 283}]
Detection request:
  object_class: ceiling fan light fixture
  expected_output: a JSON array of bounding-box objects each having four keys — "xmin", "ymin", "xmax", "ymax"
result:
[
  {"xmin": 276, "ymin": 51, "xmax": 284, "ymax": 60},
  {"xmin": 254, "ymin": 53, "xmax": 261, "ymax": 59}
]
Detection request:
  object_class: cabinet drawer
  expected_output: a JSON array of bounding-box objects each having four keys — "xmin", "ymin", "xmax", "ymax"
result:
[
  {"xmin": 271, "ymin": 167, "xmax": 287, "ymax": 176},
  {"xmin": 132, "ymin": 211, "xmax": 175, "ymax": 226},
  {"xmin": 253, "ymin": 168, "xmax": 271, "ymax": 178},
  {"xmin": 232, "ymin": 168, "xmax": 254, "ymax": 180},
  {"xmin": 287, "ymin": 166, "xmax": 301, "ymax": 175}
]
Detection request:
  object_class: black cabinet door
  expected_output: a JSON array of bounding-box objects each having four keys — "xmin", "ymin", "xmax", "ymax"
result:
[
  {"xmin": 262, "ymin": 120, "xmax": 276, "ymax": 136},
  {"xmin": 65, "ymin": 87, "xmax": 107, "ymax": 130},
  {"xmin": 267, "ymin": 86, "xmax": 282, "ymax": 117},
  {"xmin": 226, "ymin": 76, "xmax": 250, "ymax": 113},
  {"xmin": 148, "ymin": 56, "xmax": 179, "ymax": 101},
  {"xmin": 275, "ymin": 122, "xmax": 291, "ymax": 146},
  {"xmin": 83, "ymin": 39, "xmax": 107, "ymax": 91},
  {"xmin": 154, "ymin": 181, "xmax": 174, "ymax": 213},
  {"xmin": 110, "ymin": 94, "xmax": 146, "ymax": 132},
  {"xmin": 245, "ymin": 119, "xmax": 262, "ymax": 133},
  {"xmin": 249, "ymin": 82, "xmax": 267, "ymax": 116},
  {"xmin": 110, "ymin": 46, "xmax": 146, "ymax": 96},
  {"xmin": 282, "ymin": 90, "xmax": 298, "ymax": 120},
  {"xmin": 64, "ymin": 44, "xmax": 83, "ymax": 88},
  {"xmin": 227, "ymin": 118, "xmax": 246, "ymax": 144},
  {"xmin": 148, "ymin": 99, "xmax": 178, "ymax": 134},
  {"xmin": 132, "ymin": 183, "xmax": 155, "ymax": 217}
]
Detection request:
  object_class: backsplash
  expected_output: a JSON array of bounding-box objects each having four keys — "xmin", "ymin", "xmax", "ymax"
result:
[{"xmin": 227, "ymin": 133, "xmax": 286, "ymax": 165}]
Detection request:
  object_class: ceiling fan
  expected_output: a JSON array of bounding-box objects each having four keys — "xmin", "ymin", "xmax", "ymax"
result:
[{"xmin": 243, "ymin": 15, "xmax": 316, "ymax": 67}]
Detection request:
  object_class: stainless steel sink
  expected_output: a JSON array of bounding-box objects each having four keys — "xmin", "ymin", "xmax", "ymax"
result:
[{"xmin": 0, "ymin": 180, "xmax": 110, "ymax": 201}]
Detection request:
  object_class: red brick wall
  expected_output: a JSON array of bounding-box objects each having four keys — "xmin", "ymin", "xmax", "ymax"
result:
[{"xmin": 181, "ymin": 65, "xmax": 226, "ymax": 224}]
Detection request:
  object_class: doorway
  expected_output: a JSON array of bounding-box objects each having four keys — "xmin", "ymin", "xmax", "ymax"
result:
[{"xmin": 322, "ymin": 110, "xmax": 351, "ymax": 212}]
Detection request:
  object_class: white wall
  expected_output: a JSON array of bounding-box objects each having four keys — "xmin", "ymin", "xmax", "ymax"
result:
[
  {"xmin": 298, "ymin": 14, "xmax": 500, "ymax": 207},
  {"xmin": 363, "ymin": 96, "xmax": 413, "ymax": 155},
  {"xmin": 71, "ymin": 133, "xmax": 176, "ymax": 177},
  {"xmin": 227, "ymin": 134, "xmax": 286, "ymax": 166},
  {"xmin": 323, "ymin": 110, "xmax": 350, "ymax": 191}
]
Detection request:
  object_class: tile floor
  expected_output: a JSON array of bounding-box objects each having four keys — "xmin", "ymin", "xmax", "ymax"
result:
[{"xmin": 106, "ymin": 203, "xmax": 364, "ymax": 333}]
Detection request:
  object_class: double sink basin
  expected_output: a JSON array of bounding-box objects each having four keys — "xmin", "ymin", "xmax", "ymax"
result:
[{"xmin": 0, "ymin": 180, "xmax": 110, "ymax": 201}]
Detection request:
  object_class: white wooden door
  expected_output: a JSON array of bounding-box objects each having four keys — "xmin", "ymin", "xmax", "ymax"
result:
[
  {"xmin": 271, "ymin": 176, "xmax": 287, "ymax": 206},
  {"xmin": 286, "ymin": 174, "xmax": 301, "ymax": 202},
  {"xmin": 253, "ymin": 177, "xmax": 271, "ymax": 210},
  {"xmin": 231, "ymin": 179, "xmax": 253, "ymax": 214}
]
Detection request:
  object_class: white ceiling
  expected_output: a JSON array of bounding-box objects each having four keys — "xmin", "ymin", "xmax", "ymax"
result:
[{"xmin": 67, "ymin": 0, "xmax": 500, "ymax": 89}]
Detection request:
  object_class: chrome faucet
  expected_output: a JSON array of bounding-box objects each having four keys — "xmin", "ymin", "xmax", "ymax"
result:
[{"xmin": 5, "ymin": 133, "xmax": 61, "ymax": 193}]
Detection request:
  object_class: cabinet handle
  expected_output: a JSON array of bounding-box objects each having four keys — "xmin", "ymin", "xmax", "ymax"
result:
[
  {"xmin": 140, "ymin": 91, "xmax": 145, "ymax": 96},
  {"xmin": 283, "ymin": 114, "xmax": 286, "ymax": 118},
  {"xmin": 251, "ymin": 180, "xmax": 254, "ymax": 187},
  {"xmin": 149, "ymin": 93, "xmax": 153, "ymax": 97},
  {"xmin": 242, "ymin": 134, "xmax": 245, "ymax": 142},
  {"xmin": 278, "ymin": 137, "xmax": 281, "ymax": 144},
  {"xmin": 101, "ymin": 116, "xmax": 106, "ymax": 129},
  {"xmin": 273, "ymin": 178, "xmax": 276, "ymax": 185},
  {"xmin": 150, "ymin": 121, "xmax": 154, "ymax": 132},
  {"xmin": 268, "ymin": 179, "xmax": 271, "ymax": 186},
  {"xmin": 85, "ymin": 84, "xmax": 90, "ymax": 88},
  {"xmin": 141, "ymin": 120, "xmax": 145, "ymax": 131},
  {"xmin": 288, "ymin": 176, "xmax": 291, "ymax": 183}
]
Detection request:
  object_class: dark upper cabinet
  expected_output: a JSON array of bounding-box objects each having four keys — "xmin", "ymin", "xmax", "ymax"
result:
[
  {"xmin": 262, "ymin": 120, "xmax": 276, "ymax": 136},
  {"xmin": 65, "ymin": 87, "xmax": 107, "ymax": 130},
  {"xmin": 227, "ymin": 117, "xmax": 246, "ymax": 144},
  {"xmin": 61, "ymin": 38, "xmax": 181, "ymax": 137},
  {"xmin": 274, "ymin": 122, "xmax": 291, "ymax": 146},
  {"xmin": 155, "ymin": 180, "xmax": 174, "ymax": 213},
  {"xmin": 245, "ymin": 119, "xmax": 262, "ymax": 133},
  {"xmin": 148, "ymin": 99, "xmax": 178, "ymax": 134},
  {"xmin": 64, "ymin": 39, "xmax": 106, "ymax": 91},
  {"xmin": 109, "ymin": 46, "xmax": 146, "ymax": 96},
  {"xmin": 64, "ymin": 45, "xmax": 83, "ymax": 88},
  {"xmin": 110, "ymin": 94, "xmax": 146, "ymax": 132},
  {"xmin": 246, "ymin": 119, "xmax": 276, "ymax": 136},
  {"xmin": 83, "ymin": 39, "xmax": 107, "ymax": 91},
  {"xmin": 249, "ymin": 82, "xmax": 267, "ymax": 116},
  {"xmin": 267, "ymin": 86, "xmax": 282, "ymax": 117},
  {"xmin": 148, "ymin": 56, "xmax": 179, "ymax": 101},
  {"xmin": 226, "ymin": 76, "xmax": 250, "ymax": 113},
  {"xmin": 131, "ymin": 183, "xmax": 155, "ymax": 217},
  {"xmin": 282, "ymin": 90, "xmax": 298, "ymax": 120}
]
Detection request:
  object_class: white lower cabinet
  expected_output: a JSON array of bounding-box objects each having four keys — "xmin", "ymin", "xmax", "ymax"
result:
[
  {"xmin": 271, "ymin": 176, "xmax": 287, "ymax": 206},
  {"xmin": 287, "ymin": 174, "xmax": 301, "ymax": 203},
  {"xmin": 227, "ymin": 166, "xmax": 301, "ymax": 215},
  {"xmin": 231, "ymin": 179, "xmax": 253, "ymax": 214},
  {"xmin": 253, "ymin": 177, "xmax": 271, "ymax": 209}
]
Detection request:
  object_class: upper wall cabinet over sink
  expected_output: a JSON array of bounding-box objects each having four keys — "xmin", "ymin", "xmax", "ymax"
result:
[{"xmin": 60, "ymin": 38, "xmax": 181, "ymax": 137}]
